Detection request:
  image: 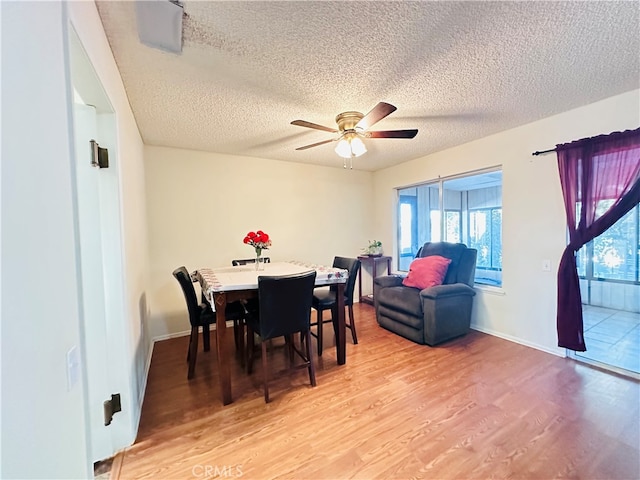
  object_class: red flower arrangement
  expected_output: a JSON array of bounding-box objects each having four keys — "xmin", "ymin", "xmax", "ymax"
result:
[{"xmin": 243, "ymin": 230, "xmax": 272, "ymax": 256}]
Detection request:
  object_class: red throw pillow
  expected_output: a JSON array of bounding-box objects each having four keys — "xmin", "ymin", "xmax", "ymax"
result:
[{"xmin": 402, "ymin": 255, "xmax": 452, "ymax": 290}]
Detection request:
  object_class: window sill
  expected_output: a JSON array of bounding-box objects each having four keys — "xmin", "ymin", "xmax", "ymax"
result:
[{"xmin": 474, "ymin": 284, "xmax": 505, "ymax": 295}]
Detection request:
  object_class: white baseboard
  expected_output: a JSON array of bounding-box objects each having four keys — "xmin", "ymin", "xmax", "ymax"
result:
[
  {"xmin": 150, "ymin": 319, "xmax": 236, "ymax": 343},
  {"xmin": 471, "ymin": 325, "xmax": 566, "ymax": 358},
  {"xmin": 152, "ymin": 329, "xmax": 190, "ymax": 343}
]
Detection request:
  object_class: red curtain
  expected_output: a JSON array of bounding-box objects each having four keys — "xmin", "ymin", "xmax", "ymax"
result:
[{"xmin": 556, "ymin": 128, "xmax": 640, "ymax": 351}]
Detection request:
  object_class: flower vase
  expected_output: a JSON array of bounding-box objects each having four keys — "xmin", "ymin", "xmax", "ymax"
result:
[{"xmin": 255, "ymin": 248, "xmax": 263, "ymax": 271}]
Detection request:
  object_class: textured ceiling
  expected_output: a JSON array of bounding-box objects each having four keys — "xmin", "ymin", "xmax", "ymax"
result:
[{"xmin": 95, "ymin": 1, "xmax": 640, "ymax": 172}]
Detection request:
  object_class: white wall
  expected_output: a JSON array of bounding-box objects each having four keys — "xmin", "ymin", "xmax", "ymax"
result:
[
  {"xmin": 373, "ymin": 89, "xmax": 640, "ymax": 355},
  {"xmin": 1, "ymin": 1, "xmax": 149, "ymax": 477},
  {"xmin": 1, "ymin": 2, "xmax": 91, "ymax": 478},
  {"xmin": 144, "ymin": 146, "xmax": 373, "ymax": 339}
]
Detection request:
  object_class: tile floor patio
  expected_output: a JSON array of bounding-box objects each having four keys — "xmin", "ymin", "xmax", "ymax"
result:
[{"xmin": 577, "ymin": 305, "xmax": 640, "ymax": 376}]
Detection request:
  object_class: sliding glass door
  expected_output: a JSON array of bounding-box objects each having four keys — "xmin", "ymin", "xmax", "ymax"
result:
[{"xmin": 572, "ymin": 203, "xmax": 640, "ymax": 377}]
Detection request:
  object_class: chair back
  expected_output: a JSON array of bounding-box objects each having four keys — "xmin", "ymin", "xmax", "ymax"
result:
[
  {"xmin": 257, "ymin": 270, "xmax": 317, "ymax": 340},
  {"xmin": 416, "ymin": 242, "xmax": 477, "ymax": 287},
  {"xmin": 331, "ymin": 256, "xmax": 361, "ymax": 306},
  {"xmin": 232, "ymin": 257, "xmax": 271, "ymax": 266},
  {"xmin": 172, "ymin": 266, "xmax": 202, "ymax": 327}
]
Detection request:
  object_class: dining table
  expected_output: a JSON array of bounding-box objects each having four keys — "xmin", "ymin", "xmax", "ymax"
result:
[{"xmin": 195, "ymin": 260, "xmax": 349, "ymax": 405}]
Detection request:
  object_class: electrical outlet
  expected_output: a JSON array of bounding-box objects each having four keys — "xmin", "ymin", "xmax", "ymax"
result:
[{"xmin": 542, "ymin": 259, "xmax": 551, "ymax": 272}]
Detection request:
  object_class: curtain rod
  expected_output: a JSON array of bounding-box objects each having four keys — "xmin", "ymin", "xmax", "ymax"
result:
[
  {"xmin": 531, "ymin": 148, "xmax": 556, "ymax": 156},
  {"xmin": 532, "ymin": 127, "xmax": 640, "ymax": 156}
]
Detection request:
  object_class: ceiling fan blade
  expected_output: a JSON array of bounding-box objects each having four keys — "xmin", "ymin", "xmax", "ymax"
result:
[
  {"xmin": 291, "ymin": 120, "xmax": 338, "ymax": 133},
  {"xmin": 355, "ymin": 102, "xmax": 397, "ymax": 131},
  {"xmin": 366, "ymin": 129, "xmax": 418, "ymax": 139},
  {"xmin": 295, "ymin": 138, "xmax": 336, "ymax": 151}
]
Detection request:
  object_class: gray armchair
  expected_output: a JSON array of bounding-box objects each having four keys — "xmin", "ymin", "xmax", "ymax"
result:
[{"xmin": 374, "ymin": 242, "xmax": 477, "ymax": 346}]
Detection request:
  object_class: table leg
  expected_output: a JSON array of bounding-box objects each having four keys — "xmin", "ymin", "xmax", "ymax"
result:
[
  {"xmin": 213, "ymin": 291, "xmax": 232, "ymax": 405},
  {"xmin": 372, "ymin": 259, "xmax": 378, "ymax": 283},
  {"xmin": 335, "ymin": 282, "xmax": 346, "ymax": 365}
]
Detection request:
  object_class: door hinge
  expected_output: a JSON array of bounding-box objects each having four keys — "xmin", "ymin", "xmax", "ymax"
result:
[
  {"xmin": 103, "ymin": 393, "xmax": 122, "ymax": 426},
  {"xmin": 90, "ymin": 139, "xmax": 109, "ymax": 169}
]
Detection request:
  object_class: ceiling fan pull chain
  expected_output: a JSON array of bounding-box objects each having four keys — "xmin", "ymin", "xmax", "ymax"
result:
[{"xmin": 342, "ymin": 155, "xmax": 355, "ymax": 170}]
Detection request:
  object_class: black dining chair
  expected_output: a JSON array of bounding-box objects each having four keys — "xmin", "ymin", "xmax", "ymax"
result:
[
  {"xmin": 228, "ymin": 258, "xmax": 271, "ymax": 363},
  {"xmin": 231, "ymin": 257, "xmax": 271, "ymax": 266},
  {"xmin": 311, "ymin": 256, "xmax": 361, "ymax": 356},
  {"xmin": 245, "ymin": 270, "xmax": 317, "ymax": 403},
  {"xmin": 173, "ymin": 266, "xmax": 246, "ymax": 379}
]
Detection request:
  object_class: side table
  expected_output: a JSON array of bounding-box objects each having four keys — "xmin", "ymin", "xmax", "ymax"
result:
[{"xmin": 358, "ymin": 255, "xmax": 391, "ymax": 305}]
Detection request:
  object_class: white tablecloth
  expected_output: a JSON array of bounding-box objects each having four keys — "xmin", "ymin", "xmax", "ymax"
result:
[{"xmin": 195, "ymin": 260, "xmax": 347, "ymax": 294}]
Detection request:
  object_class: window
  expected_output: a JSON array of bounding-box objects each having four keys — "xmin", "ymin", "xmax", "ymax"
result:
[
  {"xmin": 397, "ymin": 169, "xmax": 502, "ymax": 286},
  {"xmin": 432, "ymin": 210, "xmax": 462, "ymax": 243},
  {"xmin": 469, "ymin": 207, "xmax": 502, "ymax": 271},
  {"xmin": 399, "ymin": 195, "xmax": 417, "ymax": 258},
  {"xmin": 576, "ymin": 203, "xmax": 640, "ymax": 284}
]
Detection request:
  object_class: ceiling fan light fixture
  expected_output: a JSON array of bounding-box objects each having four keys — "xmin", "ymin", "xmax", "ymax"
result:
[
  {"xmin": 335, "ymin": 134, "xmax": 367, "ymax": 159},
  {"xmin": 292, "ymin": 102, "xmax": 417, "ymax": 166}
]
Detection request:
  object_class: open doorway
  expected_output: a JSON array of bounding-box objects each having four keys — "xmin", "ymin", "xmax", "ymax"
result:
[
  {"xmin": 68, "ymin": 24, "xmax": 129, "ymax": 462},
  {"xmin": 569, "ymin": 203, "xmax": 640, "ymax": 379}
]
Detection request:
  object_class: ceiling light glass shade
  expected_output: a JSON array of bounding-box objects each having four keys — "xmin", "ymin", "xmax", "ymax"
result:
[
  {"xmin": 335, "ymin": 138, "xmax": 352, "ymax": 158},
  {"xmin": 350, "ymin": 136, "xmax": 367, "ymax": 156},
  {"xmin": 335, "ymin": 135, "xmax": 367, "ymax": 158}
]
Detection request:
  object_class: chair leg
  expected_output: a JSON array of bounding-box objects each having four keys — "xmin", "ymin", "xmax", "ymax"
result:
[
  {"xmin": 286, "ymin": 335, "xmax": 295, "ymax": 367},
  {"xmin": 246, "ymin": 327, "xmax": 255, "ymax": 374},
  {"xmin": 347, "ymin": 305, "xmax": 358, "ymax": 344},
  {"xmin": 234, "ymin": 320, "xmax": 246, "ymax": 368},
  {"xmin": 304, "ymin": 330, "xmax": 316, "ymax": 387},
  {"xmin": 262, "ymin": 341, "xmax": 270, "ymax": 403},
  {"xmin": 316, "ymin": 308, "xmax": 324, "ymax": 356},
  {"xmin": 202, "ymin": 323, "xmax": 211, "ymax": 352},
  {"xmin": 187, "ymin": 326, "xmax": 199, "ymax": 380},
  {"xmin": 233, "ymin": 320, "xmax": 239, "ymax": 350}
]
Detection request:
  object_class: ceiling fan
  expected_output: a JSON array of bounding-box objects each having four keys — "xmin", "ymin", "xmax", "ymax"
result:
[{"xmin": 291, "ymin": 102, "xmax": 418, "ymax": 168}]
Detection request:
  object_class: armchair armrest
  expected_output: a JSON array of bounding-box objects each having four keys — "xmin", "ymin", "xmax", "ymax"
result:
[
  {"xmin": 420, "ymin": 283, "xmax": 476, "ymax": 300},
  {"xmin": 374, "ymin": 275, "xmax": 404, "ymax": 288}
]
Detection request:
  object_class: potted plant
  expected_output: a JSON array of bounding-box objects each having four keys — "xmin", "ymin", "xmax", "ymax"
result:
[{"xmin": 364, "ymin": 240, "xmax": 383, "ymax": 256}]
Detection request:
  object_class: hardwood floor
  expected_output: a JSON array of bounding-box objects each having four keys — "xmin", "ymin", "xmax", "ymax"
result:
[{"xmin": 115, "ymin": 303, "xmax": 640, "ymax": 479}]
